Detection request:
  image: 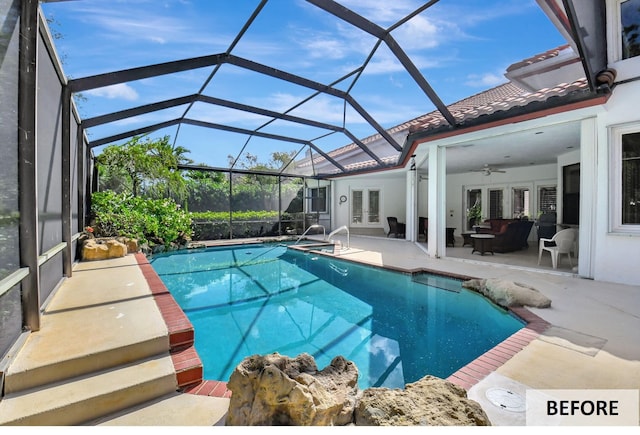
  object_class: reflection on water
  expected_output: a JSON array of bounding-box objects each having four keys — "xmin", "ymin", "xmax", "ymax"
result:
[{"xmin": 151, "ymin": 244, "xmax": 523, "ymax": 390}]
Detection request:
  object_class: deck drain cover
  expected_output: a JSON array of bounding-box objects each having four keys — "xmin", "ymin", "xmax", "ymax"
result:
[{"xmin": 485, "ymin": 388, "xmax": 526, "ymax": 412}]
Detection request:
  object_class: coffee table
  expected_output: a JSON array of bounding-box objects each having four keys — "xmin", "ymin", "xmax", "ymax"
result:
[
  {"xmin": 470, "ymin": 234, "xmax": 495, "ymax": 256},
  {"xmin": 461, "ymin": 231, "xmax": 475, "ymax": 247}
]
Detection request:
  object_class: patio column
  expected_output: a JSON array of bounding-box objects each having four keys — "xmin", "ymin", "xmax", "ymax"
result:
[
  {"xmin": 578, "ymin": 117, "xmax": 597, "ymax": 279},
  {"xmin": 405, "ymin": 157, "xmax": 418, "ymax": 242},
  {"xmin": 427, "ymin": 144, "xmax": 446, "ymax": 258},
  {"xmin": 62, "ymin": 85, "xmax": 72, "ymax": 278}
]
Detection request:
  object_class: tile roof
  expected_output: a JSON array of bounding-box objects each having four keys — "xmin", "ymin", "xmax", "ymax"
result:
[
  {"xmin": 408, "ymin": 77, "xmax": 589, "ymax": 133},
  {"xmin": 506, "ymin": 44, "xmax": 572, "ymax": 72},
  {"xmin": 339, "ymin": 154, "xmax": 399, "ymax": 173},
  {"xmin": 301, "ymin": 75, "xmax": 590, "ymax": 175}
]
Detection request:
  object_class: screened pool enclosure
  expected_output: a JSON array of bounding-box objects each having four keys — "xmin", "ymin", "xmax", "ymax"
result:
[
  {"xmin": 2, "ymin": 0, "xmax": 473, "ymax": 363},
  {"xmin": 0, "ymin": 0, "xmax": 609, "ymax": 376}
]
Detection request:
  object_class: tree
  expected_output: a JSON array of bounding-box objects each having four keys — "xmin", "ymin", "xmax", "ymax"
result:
[
  {"xmin": 183, "ymin": 167, "xmax": 228, "ymax": 212},
  {"xmin": 225, "ymin": 150, "xmax": 299, "ymax": 211},
  {"xmin": 228, "ymin": 150, "xmax": 297, "ymax": 173},
  {"xmin": 270, "ymin": 150, "xmax": 297, "ymax": 172},
  {"xmin": 96, "ymin": 135, "xmax": 192, "ymax": 199}
]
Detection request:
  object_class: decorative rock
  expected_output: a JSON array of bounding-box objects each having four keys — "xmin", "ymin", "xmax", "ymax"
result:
[
  {"xmin": 225, "ymin": 352, "xmax": 359, "ymax": 426},
  {"xmin": 116, "ymin": 237, "xmax": 139, "ymax": 254},
  {"xmin": 187, "ymin": 241, "xmax": 207, "ymax": 249},
  {"xmin": 355, "ymin": 375, "xmax": 491, "ymax": 426},
  {"xmin": 462, "ymin": 278, "xmax": 551, "ymax": 308},
  {"xmin": 81, "ymin": 238, "xmax": 127, "ymax": 261}
]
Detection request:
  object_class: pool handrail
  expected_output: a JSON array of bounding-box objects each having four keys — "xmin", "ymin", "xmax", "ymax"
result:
[
  {"xmin": 295, "ymin": 224, "xmax": 326, "ymax": 244},
  {"xmin": 328, "ymin": 225, "xmax": 350, "ymax": 250}
]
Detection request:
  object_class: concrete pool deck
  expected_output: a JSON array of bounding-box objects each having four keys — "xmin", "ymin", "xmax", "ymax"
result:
[{"xmin": 1, "ymin": 235, "xmax": 638, "ymax": 426}]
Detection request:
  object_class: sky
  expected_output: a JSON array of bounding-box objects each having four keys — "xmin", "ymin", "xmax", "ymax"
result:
[{"xmin": 41, "ymin": 0, "xmax": 568, "ymax": 170}]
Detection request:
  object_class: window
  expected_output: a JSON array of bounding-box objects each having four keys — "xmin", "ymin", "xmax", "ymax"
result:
[
  {"xmin": 621, "ymin": 0, "xmax": 640, "ymax": 59},
  {"xmin": 622, "ymin": 132, "xmax": 640, "ymax": 224},
  {"xmin": 563, "ymin": 164, "xmax": 580, "ymax": 225},
  {"xmin": 489, "ymin": 189, "xmax": 503, "ymax": 219},
  {"xmin": 610, "ymin": 123, "xmax": 640, "ymax": 233},
  {"xmin": 351, "ymin": 190, "xmax": 363, "ymax": 224},
  {"xmin": 538, "ymin": 186, "xmax": 557, "ymax": 214},
  {"xmin": 512, "ymin": 188, "xmax": 530, "ymax": 219},
  {"xmin": 609, "ymin": 0, "xmax": 640, "ymax": 81},
  {"xmin": 309, "ymin": 187, "xmax": 327, "ymax": 213}
]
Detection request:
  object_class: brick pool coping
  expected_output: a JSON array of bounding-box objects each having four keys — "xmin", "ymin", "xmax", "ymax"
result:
[
  {"xmin": 134, "ymin": 252, "xmax": 550, "ymax": 398},
  {"xmin": 446, "ymin": 306, "xmax": 550, "ymax": 390},
  {"xmin": 135, "ymin": 253, "xmax": 232, "ymax": 398}
]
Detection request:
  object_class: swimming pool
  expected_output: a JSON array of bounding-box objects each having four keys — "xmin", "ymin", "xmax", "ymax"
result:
[{"xmin": 150, "ymin": 243, "xmax": 524, "ymax": 390}]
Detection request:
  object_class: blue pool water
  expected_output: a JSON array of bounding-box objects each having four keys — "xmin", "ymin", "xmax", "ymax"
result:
[{"xmin": 150, "ymin": 243, "xmax": 524, "ymax": 390}]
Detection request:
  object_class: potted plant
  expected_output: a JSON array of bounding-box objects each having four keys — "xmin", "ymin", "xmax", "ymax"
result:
[{"xmin": 467, "ymin": 201, "xmax": 482, "ymax": 229}]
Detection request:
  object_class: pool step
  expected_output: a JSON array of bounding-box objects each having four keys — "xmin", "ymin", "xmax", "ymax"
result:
[
  {"xmin": 412, "ymin": 273, "xmax": 462, "ymax": 293},
  {"xmin": 2, "ymin": 333, "xmax": 170, "ymax": 396},
  {"xmin": 0, "ymin": 353, "xmax": 178, "ymax": 426},
  {"xmin": 3, "ymin": 258, "xmax": 173, "ymax": 395},
  {"xmin": 0, "ymin": 255, "xmax": 205, "ymax": 426},
  {"xmin": 92, "ymin": 391, "xmax": 230, "ymax": 426}
]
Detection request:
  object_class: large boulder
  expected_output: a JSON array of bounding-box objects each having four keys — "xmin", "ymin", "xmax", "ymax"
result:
[
  {"xmin": 462, "ymin": 278, "xmax": 551, "ymax": 308},
  {"xmin": 225, "ymin": 353, "xmax": 493, "ymax": 426},
  {"xmin": 225, "ymin": 352, "xmax": 359, "ymax": 426},
  {"xmin": 355, "ymin": 375, "xmax": 491, "ymax": 426},
  {"xmin": 116, "ymin": 237, "xmax": 139, "ymax": 254},
  {"xmin": 81, "ymin": 238, "xmax": 127, "ymax": 261}
]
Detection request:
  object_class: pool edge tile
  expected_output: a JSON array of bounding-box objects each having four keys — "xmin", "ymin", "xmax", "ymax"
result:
[{"xmin": 447, "ymin": 306, "xmax": 551, "ymax": 391}]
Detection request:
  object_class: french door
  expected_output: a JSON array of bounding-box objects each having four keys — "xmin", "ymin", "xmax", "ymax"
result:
[{"xmin": 351, "ymin": 188, "xmax": 380, "ymax": 227}]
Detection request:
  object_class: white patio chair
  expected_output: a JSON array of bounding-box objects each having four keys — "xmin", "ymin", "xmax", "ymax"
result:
[{"xmin": 537, "ymin": 228, "xmax": 577, "ymax": 269}]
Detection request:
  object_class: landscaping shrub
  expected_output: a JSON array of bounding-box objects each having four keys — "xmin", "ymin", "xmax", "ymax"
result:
[{"xmin": 90, "ymin": 191, "xmax": 192, "ymax": 245}]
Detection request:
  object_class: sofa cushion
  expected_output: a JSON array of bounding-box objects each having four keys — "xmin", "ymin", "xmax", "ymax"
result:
[
  {"xmin": 491, "ymin": 220, "xmax": 534, "ymax": 253},
  {"xmin": 478, "ymin": 219, "xmax": 515, "ymax": 234}
]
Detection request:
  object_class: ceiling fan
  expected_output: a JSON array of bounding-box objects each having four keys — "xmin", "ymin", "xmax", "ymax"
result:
[{"xmin": 471, "ymin": 164, "xmax": 506, "ymax": 176}]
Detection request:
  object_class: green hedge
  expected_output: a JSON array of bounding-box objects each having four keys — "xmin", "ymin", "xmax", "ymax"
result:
[
  {"xmin": 189, "ymin": 210, "xmax": 280, "ymax": 221},
  {"xmin": 189, "ymin": 210, "xmax": 304, "ymax": 240}
]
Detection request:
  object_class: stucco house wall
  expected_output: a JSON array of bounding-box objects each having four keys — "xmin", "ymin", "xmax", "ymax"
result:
[
  {"xmin": 331, "ymin": 174, "xmax": 406, "ymax": 235},
  {"xmin": 591, "ymin": 80, "xmax": 640, "ymax": 286}
]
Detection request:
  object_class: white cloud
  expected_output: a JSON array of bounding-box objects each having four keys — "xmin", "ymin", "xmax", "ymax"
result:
[
  {"xmin": 304, "ymin": 34, "xmax": 350, "ymax": 60},
  {"xmin": 464, "ymin": 72, "xmax": 508, "ymax": 88},
  {"xmin": 338, "ymin": 0, "xmax": 418, "ymax": 24},
  {"xmin": 68, "ymin": 3, "xmax": 230, "ymax": 49},
  {"xmin": 91, "ymin": 15, "xmax": 182, "ymax": 45},
  {"xmin": 292, "ymin": 3, "xmax": 465, "ymax": 77},
  {"xmin": 85, "ymin": 83, "xmax": 139, "ymax": 101},
  {"xmin": 262, "ymin": 91, "xmax": 425, "ymax": 128},
  {"xmin": 359, "ymin": 48, "xmax": 441, "ymax": 75},
  {"xmin": 392, "ymin": 14, "xmax": 466, "ymax": 51},
  {"xmin": 185, "ymin": 102, "xmax": 275, "ymax": 127},
  {"xmin": 364, "ymin": 56, "xmax": 404, "ymax": 75},
  {"xmin": 269, "ymin": 93, "xmax": 351, "ymax": 124}
]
